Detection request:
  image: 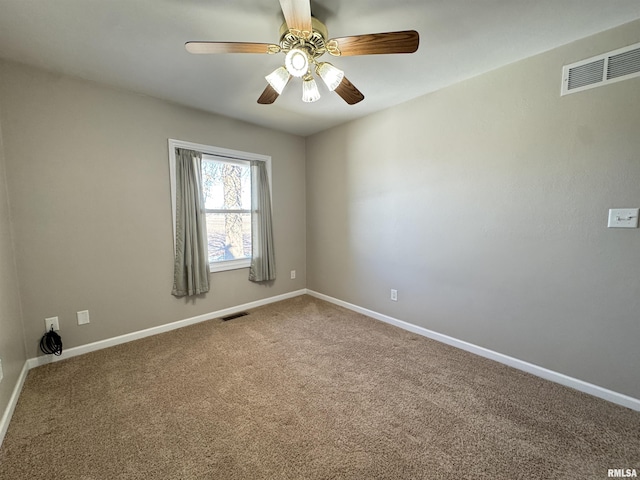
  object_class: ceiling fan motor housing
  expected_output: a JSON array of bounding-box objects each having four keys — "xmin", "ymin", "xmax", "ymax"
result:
[{"xmin": 279, "ymin": 17, "xmax": 332, "ymax": 59}]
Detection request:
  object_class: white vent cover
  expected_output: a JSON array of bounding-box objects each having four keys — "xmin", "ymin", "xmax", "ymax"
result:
[{"xmin": 561, "ymin": 42, "xmax": 640, "ymax": 95}]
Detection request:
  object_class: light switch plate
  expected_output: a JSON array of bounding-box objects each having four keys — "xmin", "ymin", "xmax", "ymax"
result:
[{"xmin": 607, "ymin": 208, "xmax": 639, "ymax": 228}]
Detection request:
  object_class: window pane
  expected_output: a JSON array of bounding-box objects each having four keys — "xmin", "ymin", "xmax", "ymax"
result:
[
  {"xmin": 202, "ymin": 159, "xmax": 251, "ymax": 210},
  {"xmin": 206, "ymin": 212, "xmax": 251, "ymax": 263}
]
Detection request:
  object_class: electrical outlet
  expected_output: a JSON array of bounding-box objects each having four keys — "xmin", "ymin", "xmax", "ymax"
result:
[
  {"xmin": 77, "ymin": 310, "xmax": 90, "ymax": 325},
  {"xmin": 391, "ymin": 289, "xmax": 398, "ymax": 302},
  {"xmin": 290, "ymin": 270, "xmax": 296, "ymax": 280},
  {"xmin": 45, "ymin": 316, "xmax": 60, "ymax": 332}
]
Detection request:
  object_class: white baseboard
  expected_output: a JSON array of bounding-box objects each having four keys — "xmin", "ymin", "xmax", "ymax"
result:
[
  {"xmin": 27, "ymin": 289, "xmax": 307, "ymax": 369},
  {"xmin": 0, "ymin": 361, "xmax": 29, "ymax": 447},
  {"xmin": 5, "ymin": 285, "xmax": 637, "ymax": 450},
  {"xmin": 306, "ymin": 290, "xmax": 640, "ymax": 412}
]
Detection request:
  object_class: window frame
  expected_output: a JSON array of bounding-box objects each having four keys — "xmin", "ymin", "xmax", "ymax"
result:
[{"xmin": 168, "ymin": 139, "xmax": 272, "ymax": 273}]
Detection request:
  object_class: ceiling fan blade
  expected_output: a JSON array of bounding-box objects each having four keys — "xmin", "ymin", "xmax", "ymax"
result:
[
  {"xmin": 334, "ymin": 77, "xmax": 364, "ymax": 105},
  {"xmin": 257, "ymin": 85, "xmax": 280, "ymax": 105},
  {"xmin": 279, "ymin": 0, "xmax": 312, "ymax": 34},
  {"xmin": 327, "ymin": 30, "xmax": 419, "ymax": 56},
  {"xmin": 185, "ymin": 42, "xmax": 279, "ymax": 54}
]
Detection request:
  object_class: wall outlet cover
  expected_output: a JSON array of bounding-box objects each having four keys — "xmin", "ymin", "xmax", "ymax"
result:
[
  {"xmin": 77, "ymin": 310, "xmax": 90, "ymax": 325},
  {"xmin": 45, "ymin": 316, "xmax": 60, "ymax": 332}
]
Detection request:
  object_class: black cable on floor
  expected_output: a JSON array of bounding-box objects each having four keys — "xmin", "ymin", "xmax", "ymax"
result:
[{"xmin": 40, "ymin": 328, "xmax": 63, "ymax": 356}]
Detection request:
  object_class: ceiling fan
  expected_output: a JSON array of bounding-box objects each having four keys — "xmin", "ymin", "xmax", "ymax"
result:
[{"xmin": 185, "ymin": 0, "xmax": 419, "ymax": 105}]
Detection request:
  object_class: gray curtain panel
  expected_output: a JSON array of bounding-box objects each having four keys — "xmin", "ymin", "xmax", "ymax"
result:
[
  {"xmin": 249, "ymin": 160, "xmax": 276, "ymax": 282},
  {"xmin": 172, "ymin": 148, "xmax": 210, "ymax": 297}
]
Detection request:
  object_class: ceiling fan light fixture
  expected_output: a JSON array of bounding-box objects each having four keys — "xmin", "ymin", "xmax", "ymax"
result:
[
  {"xmin": 285, "ymin": 48, "xmax": 309, "ymax": 77},
  {"xmin": 265, "ymin": 66, "xmax": 291, "ymax": 94},
  {"xmin": 302, "ymin": 75, "xmax": 321, "ymax": 103},
  {"xmin": 316, "ymin": 62, "xmax": 344, "ymax": 92}
]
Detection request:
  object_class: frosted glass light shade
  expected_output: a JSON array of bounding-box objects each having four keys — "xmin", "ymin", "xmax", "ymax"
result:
[
  {"xmin": 265, "ymin": 66, "xmax": 291, "ymax": 94},
  {"xmin": 316, "ymin": 62, "xmax": 344, "ymax": 91},
  {"xmin": 285, "ymin": 49, "xmax": 309, "ymax": 77},
  {"xmin": 302, "ymin": 77, "xmax": 321, "ymax": 103}
]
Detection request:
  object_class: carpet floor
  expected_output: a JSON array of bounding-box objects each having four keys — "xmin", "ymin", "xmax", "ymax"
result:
[{"xmin": 1, "ymin": 295, "xmax": 639, "ymax": 479}]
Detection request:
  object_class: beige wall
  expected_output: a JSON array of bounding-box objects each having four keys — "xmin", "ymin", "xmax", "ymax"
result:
[
  {"xmin": 0, "ymin": 17, "xmax": 639, "ymax": 413},
  {"xmin": 0, "ymin": 104, "xmax": 26, "ymax": 418},
  {"xmin": 0, "ymin": 61, "xmax": 306, "ymax": 358},
  {"xmin": 307, "ymin": 20, "xmax": 640, "ymax": 398}
]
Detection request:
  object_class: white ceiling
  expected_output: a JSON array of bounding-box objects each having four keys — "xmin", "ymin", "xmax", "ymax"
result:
[{"xmin": 0, "ymin": 0, "xmax": 639, "ymax": 136}]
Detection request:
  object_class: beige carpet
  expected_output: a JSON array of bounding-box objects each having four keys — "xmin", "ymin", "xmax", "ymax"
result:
[{"xmin": 1, "ymin": 295, "xmax": 639, "ymax": 479}]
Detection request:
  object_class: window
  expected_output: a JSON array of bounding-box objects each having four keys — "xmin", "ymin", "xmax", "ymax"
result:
[
  {"xmin": 202, "ymin": 155, "xmax": 251, "ymax": 269},
  {"xmin": 168, "ymin": 139, "xmax": 271, "ymax": 273}
]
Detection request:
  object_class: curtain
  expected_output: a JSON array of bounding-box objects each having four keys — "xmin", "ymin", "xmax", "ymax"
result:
[
  {"xmin": 172, "ymin": 148, "xmax": 210, "ymax": 297},
  {"xmin": 249, "ymin": 160, "xmax": 276, "ymax": 282}
]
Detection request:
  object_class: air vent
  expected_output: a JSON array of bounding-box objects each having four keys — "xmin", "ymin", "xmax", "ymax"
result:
[
  {"xmin": 561, "ymin": 42, "xmax": 640, "ymax": 96},
  {"xmin": 221, "ymin": 311, "xmax": 249, "ymax": 321},
  {"xmin": 567, "ymin": 59, "xmax": 605, "ymax": 90},
  {"xmin": 607, "ymin": 47, "xmax": 640, "ymax": 79}
]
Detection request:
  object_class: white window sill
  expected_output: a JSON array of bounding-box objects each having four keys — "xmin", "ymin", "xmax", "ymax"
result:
[{"xmin": 209, "ymin": 259, "xmax": 251, "ymax": 273}]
